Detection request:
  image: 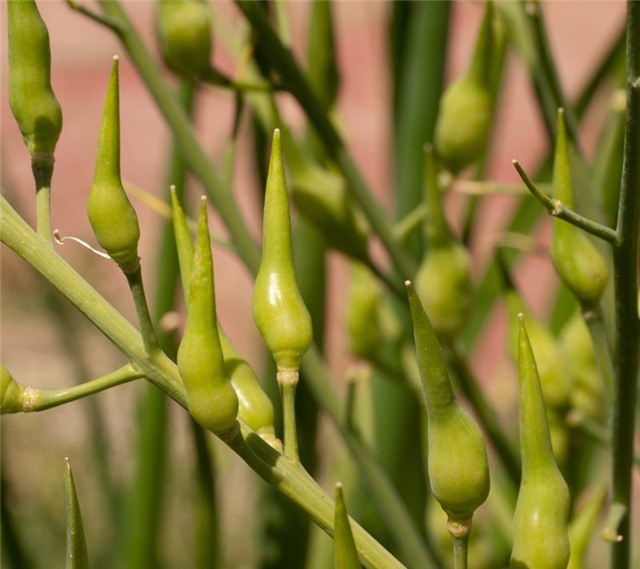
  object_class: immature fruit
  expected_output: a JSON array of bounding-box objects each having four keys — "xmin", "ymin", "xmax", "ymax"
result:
[
  {"xmin": 156, "ymin": 0, "xmax": 213, "ymax": 81},
  {"xmin": 1, "ymin": 365, "xmax": 24, "ymax": 415},
  {"xmin": 511, "ymin": 315, "xmax": 570, "ymax": 569},
  {"xmin": 406, "ymin": 282, "xmax": 489, "ymax": 524},
  {"xmin": 551, "ymin": 109, "xmax": 608, "ymax": 308},
  {"xmin": 333, "ymin": 483, "xmax": 360, "ymax": 569},
  {"xmin": 434, "ymin": 2, "xmax": 494, "ymax": 173},
  {"xmin": 253, "ymin": 130, "xmax": 313, "ymax": 373},
  {"xmin": 8, "ymin": 0, "xmax": 62, "ymax": 159},
  {"xmin": 87, "ymin": 57, "xmax": 140, "ymax": 271},
  {"xmin": 177, "ymin": 199, "xmax": 238, "ymax": 435},
  {"xmin": 415, "ymin": 146, "xmax": 473, "ymax": 339},
  {"xmin": 346, "ymin": 261, "xmax": 383, "ymax": 360}
]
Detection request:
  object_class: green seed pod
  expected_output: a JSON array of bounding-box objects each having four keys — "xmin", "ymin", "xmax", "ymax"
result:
[
  {"xmin": 156, "ymin": 0, "xmax": 213, "ymax": 81},
  {"xmin": 284, "ymin": 129, "xmax": 369, "ymax": 261},
  {"xmin": 505, "ymin": 291, "xmax": 570, "ymax": 411},
  {"xmin": 218, "ymin": 329, "xmax": 275, "ymax": 439},
  {"xmin": 346, "ymin": 261, "xmax": 383, "ymax": 360},
  {"xmin": 434, "ymin": 2, "xmax": 494, "ymax": 174},
  {"xmin": 8, "ymin": 0, "xmax": 62, "ymax": 163},
  {"xmin": 406, "ymin": 281, "xmax": 490, "ymax": 525},
  {"xmin": 1, "ymin": 365, "xmax": 24, "ymax": 415},
  {"xmin": 333, "ymin": 482, "xmax": 360, "ymax": 569},
  {"xmin": 560, "ymin": 311, "xmax": 603, "ymax": 420},
  {"xmin": 253, "ymin": 129, "xmax": 313, "ymax": 373},
  {"xmin": 87, "ymin": 57, "xmax": 140, "ymax": 271},
  {"xmin": 177, "ymin": 199, "xmax": 238, "ymax": 435},
  {"xmin": 551, "ymin": 109, "xmax": 608, "ymax": 308},
  {"xmin": 415, "ymin": 147, "xmax": 473, "ymax": 339},
  {"xmin": 511, "ymin": 315, "xmax": 570, "ymax": 569},
  {"xmin": 63, "ymin": 458, "xmax": 90, "ymax": 569}
]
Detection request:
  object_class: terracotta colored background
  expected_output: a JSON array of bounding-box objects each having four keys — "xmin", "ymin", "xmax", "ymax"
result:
[{"xmin": 0, "ymin": 1, "xmax": 633, "ymax": 566}]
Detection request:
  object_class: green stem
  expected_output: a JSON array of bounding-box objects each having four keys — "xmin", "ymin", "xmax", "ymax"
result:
[
  {"xmin": 513, "ymin": 160, "xmax": 618, "ymax": 244},
  {"xmin": 610, "ymin": 4, "xmax": 640, "ymax": 567},
  {"xmin": 0, "ymin": 194, "xmax": 186, "ymax": 405},
  {"xmin": 94, "ymin": 0, "xmax": 261, "ymax": 274},
  {"xmin": 125, "ymin": 266, "xmax": 161, "ymax": 355},
  {"xmin": 278, "ymin": 373, "xmax": 299, "ymax": 462},
  {"xmin": 450, "ymin": 532, "xmax": 469, "ymax": 569},
  {"xmin": 582, "ymin": 305, "xmax": 614, "ymax": 407},
  {"xmin": 20, "ymin": 364, "xmax": 142, "ymax": 412},
  {"xmin": 231, "ymin": 426, "xmax": 406, "ymax": 569}
]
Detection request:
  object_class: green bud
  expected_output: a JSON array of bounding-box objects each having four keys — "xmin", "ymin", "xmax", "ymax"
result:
[
  {"xmin": 406, "ymin": 281, "xmax": 490, "ymax": 525},
  {"xmin": 87, "ymin": 57, "xmax": 140, "ymax": 271},
  {"xmin": 333, "ymin": 482, "xmax": 360, "ymax": 569},
  {"xmin": 177, "ymin": 199, "xmax": 238, "ymax": 435},
  {"xmin": 253, "ymin": 129, "xmax": 313, "ymax": 373},
  {"xmin": 551, "ymin": 109, "xmax": 608, "ymax": 307},
  {"xmin": 511, "ymin": 315, "xmax": 570, "ymax": 569},
  {"xmin": 1, "ymin": 365, "xmax": 24, "ymax": 414},
  {"xmin": 63, "ymin": 458, "xmax": 90, "ymax": 569},
  {"xmin": 8, "ymin": 0, "xmax": 62, "ymax": 165},
  {"xmin": 415, "ymin": 147, "xmax": 473, "ymax": 339},
  {"xmin": 156, "ymin": 0, "xmax": 213, "ymax": 81},
  {"xmin": 434, "ymin": 2, "xmax": 494, "ymax": 174}
]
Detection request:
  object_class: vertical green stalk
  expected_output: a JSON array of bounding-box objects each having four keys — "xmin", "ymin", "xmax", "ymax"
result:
[
  {"xmin": 121, "ymin": 81, "xmax": 196, "ymax": 569},
  {"xmin": 610, "ymin": 3, "xmax": 640, "ymax": 567}
]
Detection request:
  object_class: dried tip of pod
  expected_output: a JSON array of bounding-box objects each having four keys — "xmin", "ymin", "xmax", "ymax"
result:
[
  {"xmin": 404, "ymin": 279, "xmax": 412, "ymax": 288},
  {"xmin": 517, "ymin": 312, "xmax": 524, "ymax": 322},
  {"xmin": 112, "ymin": 55, "xmax": 119, "ymax": 62}
]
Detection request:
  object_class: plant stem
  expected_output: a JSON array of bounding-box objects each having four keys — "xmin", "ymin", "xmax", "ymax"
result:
[
  {"xmin": 609, "ymin": 3, "xmax": 640, "ymax": 567},
  {"xmin": 228, "ymin": 426, "xmax": 407, "ymax": 569},
  {"xmin": 125, "ymin": 266, "xmax": 161, "ymax": 355},
  {"xmin": 0, "ymin": 194, "xmax": 187, "ymax": 405},
  {"xmin": 278, "ymin": 373, "xmax": 299, "ymax": 462},
  {"xmin": 20, "ymin": 364, "xmax": 143, "ymax": 412}
]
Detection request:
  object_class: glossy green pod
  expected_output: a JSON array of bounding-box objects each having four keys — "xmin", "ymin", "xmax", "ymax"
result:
[
  {"xmin": 1, "ymin": 365, "xmax": 24, "ymax": 415},
  {"xmin": 346, "ymin": 261, "xmax": 383, "ymax": 360},
  {"xmin": 551, "ymin": 109, "xmax": 608, "ymax": 308},
  {"xmin": 560, "ymin": 311, "xmax": 603, "ymax": 419},
  {"xmin": 511, "ymin": 315, "xmax": 570, "ymax": 569},
  {"xmin": 8, "ymin": 0, "xmax": 62, "ymax": 161},
  {"xmin": 406, "ymin": 281, "xmax": 490, "ymax": 524},
  {"xmin": 333, "ymin": 482, "xmax": 360, "ymax": 569},
  {"xmin": 434, "ymin": 2, "xmax": 494, "ymax": 173},
  {"xmin": 156, "ymin": 0, "xmax": 213, "ymax": 81},
  {"xmin": 177, "ymin": 199, "xmax": 238, "ymax": 435},
  {"xmin": 87, "ymin": 57, "xmax": 140, "ymax": 271},
  {"xmin": 218, "ymin": 330, "xmax": 275, "ymax": 438},
  {"xmin": 415, "ymin": 146, "xmax": 473, "ymax": 339},
  {"xmin": 252, "ymin": 129, "xmax": 313, "ymax": 373}
]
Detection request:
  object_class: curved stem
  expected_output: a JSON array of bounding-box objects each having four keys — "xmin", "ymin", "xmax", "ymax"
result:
[
  {"xmin": 513, "ymin": 160, "xmax": 619, "ymax": 244},
  {"xmin": 20, "ymin": 365, "xmax": 143, "ymax": 412}
]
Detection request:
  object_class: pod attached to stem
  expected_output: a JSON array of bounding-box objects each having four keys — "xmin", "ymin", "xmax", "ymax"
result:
[
  {"xmin": 406, "ymin": 281, "xmax": 489, "ymax": 565},
  {"xmin": 511, "ymin": 314, "xmax": 570, "ymax": 569},
  {"xmin": 177, "ymin": 199, "xmax": 238, "ymax": 436},
  {"xmin": 87, "ymin": 57, "xmax": 141, "ymax": 273}
]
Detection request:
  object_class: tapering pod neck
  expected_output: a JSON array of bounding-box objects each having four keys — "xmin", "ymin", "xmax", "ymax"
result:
[
  {"xmin": 406, "ymin": 281, "xmax": 456, "ymax": 415},
  {"xmin": 94, "ymin": 58, "xmax": 121, "ymax": 185},
  {"xmin": 518, "ymin": 318, "xmax": 557, "ymax": 476},
  {"xmin": 466, "ymin": 1, "xmax": 494, "ymax": 87},
  {"xmin": 423, "ymin": 145, "xmax": 452, "ymax": 248},
  {"xmin": 262, "ymin": 129, "xmax": 295, "ymax": 273},
  {"xmin": 552, "ymin": 109, "xmax": 574, "ymax": 207}
]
